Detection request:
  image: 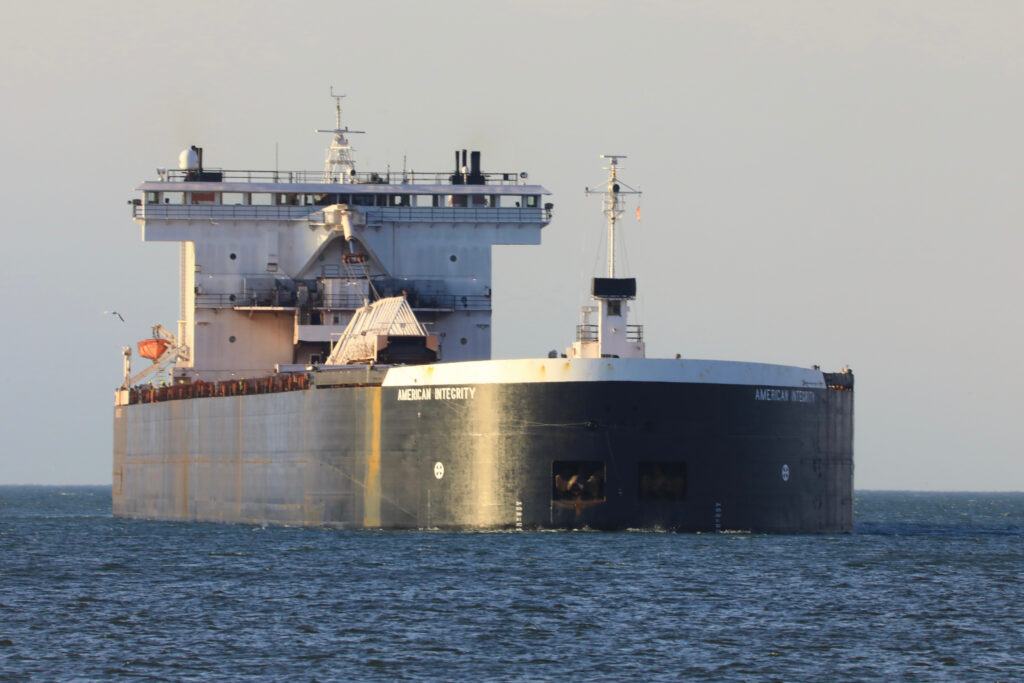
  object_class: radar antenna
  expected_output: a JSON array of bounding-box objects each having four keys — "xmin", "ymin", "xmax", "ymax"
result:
[
  {"xmin": 315, "ymin": 87, "xmax": 365, "ymax": 183},
  {"xmin": 585, "ymin": 155, "xmax": 641, "ymax": 278}
]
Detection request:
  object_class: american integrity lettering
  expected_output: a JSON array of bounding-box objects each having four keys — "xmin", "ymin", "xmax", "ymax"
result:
[
  {"xmin": 434, "ymin": 386, "xmax": 477, "ymax": 400},
  {"xmin": 396, "ymin": 386, "xmax": 478, "ymax": 401},
  {"xmin": 754, "ymin": 388, "xmax": 816, "ymax": 403},
  {"xmin": 396, "ymin": 387, "xmax": 432, "ymax": 401}
]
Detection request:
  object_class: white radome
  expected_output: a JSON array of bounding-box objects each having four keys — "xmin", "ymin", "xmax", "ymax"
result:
[{"xmin": 178, "ymin": 148, "xmax": 199, "ymax": 170}]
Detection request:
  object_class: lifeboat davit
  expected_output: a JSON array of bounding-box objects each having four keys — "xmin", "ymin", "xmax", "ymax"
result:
[{"xmin": 138, "ymin": 338, "xmax": 170, "ymax": 360}]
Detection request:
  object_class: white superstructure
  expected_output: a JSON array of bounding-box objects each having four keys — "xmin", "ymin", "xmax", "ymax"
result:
[{"xmin": 130, "ymin": 96, "xmax": 551, "ymax": 383}]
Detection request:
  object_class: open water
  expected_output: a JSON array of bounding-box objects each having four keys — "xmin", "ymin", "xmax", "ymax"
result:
[{"xmin": 0, "ymin": 488, "xmax": 1020, "ymax": 681}]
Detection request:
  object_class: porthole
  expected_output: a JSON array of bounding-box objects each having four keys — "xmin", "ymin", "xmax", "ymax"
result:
[
  {"xmin": 450, "ymin": 254, "xmax": 457, "ymax": 262},
  {"xmin": 229, "ymin": 336, "xmax": 236, "ymax": 343},
  {"xmin": 229, "ymin": 253, "xmax": 237, "ymax": 260},
  {"xmin": 229, "ymin": 294, "xmax": 236, "ymax": 302},
  {"xmin": 460, "ymin": 337, "xmax": 468, "ymax": 345}
]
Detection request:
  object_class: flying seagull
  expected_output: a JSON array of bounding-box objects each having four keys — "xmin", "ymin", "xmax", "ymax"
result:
[{"xmin": 105, "ymin": 310, "xmax": 125, "ymax": 322}]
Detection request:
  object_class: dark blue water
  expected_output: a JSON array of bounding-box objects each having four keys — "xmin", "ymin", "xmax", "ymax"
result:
[{"xmin": 1, "ymin": 488, "xmax": 1021, "ymax": 681}]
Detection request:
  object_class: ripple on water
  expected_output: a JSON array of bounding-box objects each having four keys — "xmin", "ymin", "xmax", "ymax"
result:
[{"xmin": 0, "ymin": 488, "xmax": 1021, "ymax": 680}]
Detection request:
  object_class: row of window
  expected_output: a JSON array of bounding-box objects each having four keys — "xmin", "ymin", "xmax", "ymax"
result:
[
  {"xmin": 552, "ymin": 461, "xmax": 687, "ymax": 502},
  {"xmin": 145, "ymin": 191, "xmax": 540, "ymax": 209}
]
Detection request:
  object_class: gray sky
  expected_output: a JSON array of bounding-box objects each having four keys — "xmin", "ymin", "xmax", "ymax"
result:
[{"xmin": 1, "ymin": 1, "xmax": 1021, "ymax": 490}]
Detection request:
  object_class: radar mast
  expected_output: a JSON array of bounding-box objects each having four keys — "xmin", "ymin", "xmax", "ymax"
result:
[
  {"xmin": 585, "ymin": 155, "xmax": 641, "ymax": 278},
  {"xmin": 568, "ymin": 156, "xmax": 645, "ymax": 360},
  {"xmin": 315, "ymin": 87, "xmax": 365, "ymax": 183}
]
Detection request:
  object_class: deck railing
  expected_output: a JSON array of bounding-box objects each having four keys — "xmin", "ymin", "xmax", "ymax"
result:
[
  {"xmin": 575, "ymin": 324, "xmax": 644, "ymax": 343},
  {"xmin": 195, "ymin": 291, "xmax": 491, "ymax": 311},
  {"xmin": 159, "ymin": 168, "xmax": 530, "ymax": 186},
  {"xmin": 363, "ymin": 207, "xmax": 548, "ymax": 224},
  {"xmin": 133, "ymin": 204, "xmax": 548, "ymax": 223},
  {"xmin": 133, "ymin": 204, "xmax": 318, "ymax": 220}
]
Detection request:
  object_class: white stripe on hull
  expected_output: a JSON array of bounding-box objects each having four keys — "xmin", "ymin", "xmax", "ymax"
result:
[{"xmin": 382, "ymin": 357, "xmax": 825, "ymax": 389}]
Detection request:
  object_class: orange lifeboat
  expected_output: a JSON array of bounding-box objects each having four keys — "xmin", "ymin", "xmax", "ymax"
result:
[{"xmin": 138, "ymin": 338, "xmax": 170, "ymax": 360}]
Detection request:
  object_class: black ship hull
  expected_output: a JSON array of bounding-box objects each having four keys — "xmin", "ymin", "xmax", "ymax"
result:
[{"xmin": 113, "ymin": 359, "xmax": 853, "ymax": 533}]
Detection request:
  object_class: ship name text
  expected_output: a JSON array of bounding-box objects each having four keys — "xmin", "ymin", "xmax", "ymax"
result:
[
  {"xmin": 754, "ymin": 388, "xmax": 815, "ymax": 403},
  {"xmin": 396, "ymin": 386, "xmax": 478, "ymax": 401}
]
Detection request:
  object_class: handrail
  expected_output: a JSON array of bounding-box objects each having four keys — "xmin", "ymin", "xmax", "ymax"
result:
[
  {"xmin": 363, "ymin": 207, "xmax": 548, "ymax": 223},
  {"xmin": 196, "ymin": 291, "xmax": 491, "ymax": 311},
  {"xmin": 134, "ymin": 204, "xmax": 549, "ymax": 223},
  {"xmin": 196, "ymin": 292, "xmax": 295, "ymax": 307},
  {"xmin": 127, "ymin": 373, "xmax": 315, "ymax": 405},
  {"xmin": 134, "ymin": 204, "xmax": 319, "ymax": 220},
  {"xmin": 158, "ymin": 168, "xmax": 530, "ymax": 186},
  {"xmin": 575, "ymin": 324, "xmax": 644, "ymax": 342}
]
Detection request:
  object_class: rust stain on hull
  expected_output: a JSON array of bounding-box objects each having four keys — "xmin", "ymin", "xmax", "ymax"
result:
[
  {"xmin": 363, "ymin": 387, "xmax": 382, "ymax": 527},
  {"xmin": 236, "ymin": 395, "xmax": 244, "ymax": 518}
]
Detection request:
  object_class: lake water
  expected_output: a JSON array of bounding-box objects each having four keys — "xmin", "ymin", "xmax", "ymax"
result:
[{"xmin": 1, "ymin": 487, "xmax": 1021, "ymax": 680}]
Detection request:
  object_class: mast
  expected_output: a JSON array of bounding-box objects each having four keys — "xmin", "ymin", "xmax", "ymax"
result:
[
  {"xmin": 585, "ymin": 155, "xmax": 641, "ymax": 278},
  {"xmin": 568, "ymin": 156, "xmax": 646, "ymax": 360},
  {"xmin": 315, "ymin": 87, "xmax": 365, "ymax": 183}
]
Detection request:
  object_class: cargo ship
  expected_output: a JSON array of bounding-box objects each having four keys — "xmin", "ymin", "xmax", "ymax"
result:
[{"xmin": 113, "ymin": 95, "xmax": 854, "ymax": 532}]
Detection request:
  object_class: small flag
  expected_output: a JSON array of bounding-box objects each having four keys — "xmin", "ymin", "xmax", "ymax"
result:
[{"xmin": 636, "ymin": 206, "xmax": 642, "ymax": 221}]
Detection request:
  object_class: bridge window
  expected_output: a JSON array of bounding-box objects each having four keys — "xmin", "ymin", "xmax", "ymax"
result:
[
  {"xmin": 222, "ymin": 192, "xmax": 245, "ymax": 205},
  {"xmin": 313, "ymin": 193, "xmax": 340, "ymax": 206}
]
